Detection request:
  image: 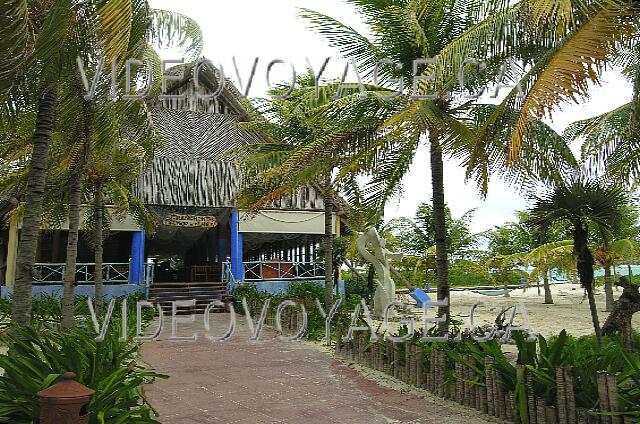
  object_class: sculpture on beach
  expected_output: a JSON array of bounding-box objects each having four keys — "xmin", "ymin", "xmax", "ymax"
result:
[{"xmin": 356, "ymin": 228, "xmax": 403, "ymax": 317}]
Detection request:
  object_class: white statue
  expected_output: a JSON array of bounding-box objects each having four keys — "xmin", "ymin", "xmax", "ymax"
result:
[{"xmin": 356, "ymin": 228, "xmax": 403, "ymax": 317}]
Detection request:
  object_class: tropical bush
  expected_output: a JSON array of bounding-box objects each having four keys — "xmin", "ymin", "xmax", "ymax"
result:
[
  {"xmin": 0, "ymin": 294, "xmax": 163, "ymax": 423},
  {"xmin": 395, "ymin": 328, "xmax": 640, "ymax": 421},
  {"xmin": 0, "ymin": 324, "xmax": 167, "ymax": 423},
  {"xmin": 232, "ymin": 282, "xmax": 364, "ymax": 341},
  {"xmin": 449, "ymin": 259, "xmax": 496, "ymax": 287},
  {"xmin": 343, "ymin": 270, "xmax": 373, "ymax": 299}
]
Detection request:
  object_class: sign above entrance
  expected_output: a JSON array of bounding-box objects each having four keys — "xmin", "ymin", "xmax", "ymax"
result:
[{"xmin": 163, "ymin": 214, "xmax": 218, "ymax": 228}]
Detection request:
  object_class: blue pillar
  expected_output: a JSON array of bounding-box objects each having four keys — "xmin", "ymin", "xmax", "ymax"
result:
[
  {"xmin": 230, "ymin": 210, "xmax": 243, "ymax": 281},
  {"xmin": 130, "ymin": 230, "xmax": 145, "ymax": 285}
]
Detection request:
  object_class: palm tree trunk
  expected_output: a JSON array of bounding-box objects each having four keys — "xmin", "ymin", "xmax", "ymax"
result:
[
  {"xmin": 543, "ymin": 271, "xmax": 554, "ymax": 304},
  {"xmin": 11, "ymin": 84, "xmax": 58, "ymax": 328},
  {"xmin": 93, "ymin": 184, "xmax": 104, "ymax": 315},
  {"xmin": 322, "ymin": 177, "xmax": 334, "ymax": 306},
  {"xmin": 61, "ymin": 167, "xmax": 83, "ymax": 329},
  {"xmin": 603, "ymin": 264, "xmax": 614, "ymax": 312},
  {"xmin": 574, "ymin": 222, "xmax": 602, "ymax": 347},
  {"xmin": 429, "ymin": 132, "xmax": 450, "ymax": 336}
]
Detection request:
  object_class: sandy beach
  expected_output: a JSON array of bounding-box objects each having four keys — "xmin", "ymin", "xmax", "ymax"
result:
[{"xmin": 384, "ymin": 283, "xmax": 639, "ymax": 338}]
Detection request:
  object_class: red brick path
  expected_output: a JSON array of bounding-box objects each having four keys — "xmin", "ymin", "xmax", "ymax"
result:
[{"xmin": 141, "ymin": 314, "xmax": 494, "ymax": 423}]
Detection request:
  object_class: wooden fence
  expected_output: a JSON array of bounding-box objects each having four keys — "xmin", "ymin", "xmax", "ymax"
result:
[{"xmin": 279, "ymin": 312, "xmax": 636, "ymax": 424}]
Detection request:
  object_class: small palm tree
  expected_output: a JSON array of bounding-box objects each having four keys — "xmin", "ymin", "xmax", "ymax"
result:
[
  {"xmin": 506, "ymin": 239, "xmax": 574, "ymax": 304},
  {"xmin": 527, "ymin": 178, "xmax": 629, "ymax": 347}
]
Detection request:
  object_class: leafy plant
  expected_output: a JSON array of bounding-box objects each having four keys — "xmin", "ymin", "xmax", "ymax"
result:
[{"xmin": 0, "ymin": 323, "xmax": 167, "ymax": 423}]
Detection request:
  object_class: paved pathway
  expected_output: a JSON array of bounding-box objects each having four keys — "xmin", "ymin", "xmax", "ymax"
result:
[{"xmin": 141, "ymin": 313, "xmax": 493, "ymax": 423}]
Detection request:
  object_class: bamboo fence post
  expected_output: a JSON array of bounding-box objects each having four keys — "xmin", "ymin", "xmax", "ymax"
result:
[
  {"xmin": 377, "ymin": 340, "xmax": 383, "ymax": 371},
  {"xmin": 546, "ymin": 406, "xmax": 558, "ymax": 424},
  {"xmin": 378, "ymin": 339, "xmax": 383, "ymax": 371},
  {"xmin": 466, "ymin": 355, "xmax": 474, "ymax": 407},
  {"xmin": 372, "ymin": 341, "xmax": 378, "ymax": 370},
  {"xmin": 564, "ymin": 367, "xmax": 576, "ymax": 424},
  {"xmin": 350, "ymin": 334, "xmax": 356, "ymax": 361},
  {"xmin": 480, "ymin": 383, "xmax": 488, "ymax": 414},
  {"xmin": 409, "ymin": 344, "xmax": 417, "ymax": 385},
  {"xmin": 382, "ymin": 341, "xmax": 389, "ymax": 374},
  {"xmin": 416, "ymin": 345, "xmax": 424, "ymax": 388},
  {"xmin": 454, "ymin": 362, "xmax": 461, "ymax": 403},
  {"xmin": 606, "ymin": 374, "xmax": 622, "ymax": 424},
  {"xmin": 335, "ymin": 326, "xmax": 342, "ymax": 355},
  {"xmin": 405, "ymin": 343, "xmax": 412, "ymax": 384},
  {"xmin": 496, "ymin": 368, "xmax": 506, "ymax": 420},
  {"xmin": 557, "ymin": 367, "xmax": 568, "ymax": 424},
  {"xmin": 439, "ymin": 349, "xmax": 447, "ymax": 398},
  {"xmin": 505, "ymin": 391, "xmax": 514, "ymax": 421},
  {"xmin": 428, "ymin": 349, "xmax": 435, "ymax": 392},
  {"xmin": 393, "ymin": 342, "xmax": 400, "ymax": 379},
  {"xmin": 486, "ymin": 358, "xmax": 495, "ymax": 416},
  {"xmin": 598, "ymin": 372, "xmax": 612, "ymax": 424},
  {"xmin": 526, "ymin": 368, "xmax": 537, "ymax": 424},
  {"xmin": 575, "ymin": 408, "xmax": 587, "ymax": 424},
  {"xmin": 537, "ymin": 398, "xmax": 547, "ymax": 424}
]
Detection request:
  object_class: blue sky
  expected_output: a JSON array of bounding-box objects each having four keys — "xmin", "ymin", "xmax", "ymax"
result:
[{"xmin": 149, "ymin": 0, "xmax": 633, "ymax": 233}]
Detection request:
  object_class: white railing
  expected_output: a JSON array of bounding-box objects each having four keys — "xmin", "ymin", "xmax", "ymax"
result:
[
  {"xmin": 232, "ymin": 261, "xmax": 325, "ymax": 281},
  {"xmin": 32, "ymin": 263, "xmax": 153, "ymax": 284}
]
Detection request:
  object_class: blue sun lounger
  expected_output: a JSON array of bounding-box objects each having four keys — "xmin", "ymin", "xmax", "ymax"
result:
[{"xmin": 410, "ymin": 288, "xmax": 432, "ymax": 308}]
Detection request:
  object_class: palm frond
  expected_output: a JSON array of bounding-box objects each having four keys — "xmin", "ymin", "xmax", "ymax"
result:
[
  {"xmin": 0, "ymin": 0, "xmax": 31, "ymax": 101},
  {"xmin": 150, "ymin": 9, "xmax": 203, "ymax": 62}
]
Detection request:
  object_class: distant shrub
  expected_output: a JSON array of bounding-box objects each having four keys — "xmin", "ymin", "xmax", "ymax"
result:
[
  {"xmin": 343, "ymin": 270, "xmax": 372, "ymax": 299},
  {"xmin": 449, "ymin": 259, "xmax": 496, "ymax": 287},
  {"xmin": 286, "ymin": 281, "xmax": 325, "ymax": 300}
]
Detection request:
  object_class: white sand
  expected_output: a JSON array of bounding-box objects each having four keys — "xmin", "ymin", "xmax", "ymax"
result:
[{"xmin": 381, "ymin": 283, "xmax": 639, "ymax": 338}]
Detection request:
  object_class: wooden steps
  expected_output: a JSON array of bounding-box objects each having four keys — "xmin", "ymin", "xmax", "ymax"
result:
[{"xmin": 149, "ymin": 282, "xmax": 230, "ymax": 314}]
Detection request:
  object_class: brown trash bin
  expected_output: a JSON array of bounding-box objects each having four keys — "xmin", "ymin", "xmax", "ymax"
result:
[{"xmin": 37, "ymin": 372, "xmax": 94, "ymax": 424}]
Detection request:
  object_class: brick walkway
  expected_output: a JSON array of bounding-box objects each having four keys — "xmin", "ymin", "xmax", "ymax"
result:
[{"xmin": 141, "ymin": 314, "xmax": 494, "ymax": 423}]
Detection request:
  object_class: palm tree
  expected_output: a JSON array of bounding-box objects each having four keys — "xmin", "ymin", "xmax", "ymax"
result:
[
  {"xmin": 84, "ymin": 131, "xmax": 156, "ymax": 314},
  {"xmin": 507, "ymin": 240, "xmax": 574, "ymax": 304},
  {"xmin": 527, "ymin": 178, "xmax": 629, "ymax": 347},
  {"xmin": 301, "ymin": 0, "xmax": 579, "ymax": 333},
  {"xmin": 0, "ymin": 0, "xmax": 154, "ymax": 328},
  {"xmin": 431, "ymin": 0, "xmax": 637, "ymax": 162},
  {"xmin": 236, "ymin": 75, "xmax": 388, "ymax": 306},
  {"xmin": 0, "ymin": 2, "xmax": 203, "ymax": 327}
]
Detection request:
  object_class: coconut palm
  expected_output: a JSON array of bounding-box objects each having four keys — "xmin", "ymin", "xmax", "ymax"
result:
[
  {"xmin": 0, "ymin": 0, "xmax": 155, "ymax": 328},
  {"xmin": 83, "ymin": 129, "xmax": 156, "ymax": 314},
  {"xmin": 506, "ymin": 239, "xmax": 574, "ymax": 304},
  {"xmin": 235, "ymin": 74, "xmax": 391, "ymax": 305},
  {"xmin": 0, "ymin": 2, "xmax": 203, "ymax": 327},
  {"xmin": 301, "ymin": 0, "xmax": 579, "ymax": 333},
  {"xmin": 430, "ymin": 0, "xmax": 638, "ymax": 162},
  {"xmin": 527, "ymin": 178, "xmax": 629, "ymax": 347}
]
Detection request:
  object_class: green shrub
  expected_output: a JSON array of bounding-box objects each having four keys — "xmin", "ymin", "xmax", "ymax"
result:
[
  {"xmin": 0, "ymin": 324, "xmax": 167, "ymax": 423},
  {"xmin": 449, "ymin": 259, "xmax": 496, "ymax": 287},
  {"xmin": 286, "ymin": 281, "xmax": 325, "ymax": 300},
  {"xmin": 231, "ymin": 283, "xmax": 365, "ymax": 342},
  {"xmin": 343, "ymin": 271, "xmax": 372, "ymax": 299},
  {"xmin": 490, "ymin": 268, "xmax": 529, "ymax": 286}
]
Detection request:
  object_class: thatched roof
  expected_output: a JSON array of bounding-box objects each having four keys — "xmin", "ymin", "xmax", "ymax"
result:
[{"xmin": 135, "ymin": 59, "xmax": 328, "ymax": 211}]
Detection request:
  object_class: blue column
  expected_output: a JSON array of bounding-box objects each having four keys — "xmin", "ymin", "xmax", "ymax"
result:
[
  {"xmin": 130, "ymin": 230, "xmax": 145, "ymax": 285},
  {"xmin": 230, "ymin": 210, "xmax": 243, "ymax": 281}
]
